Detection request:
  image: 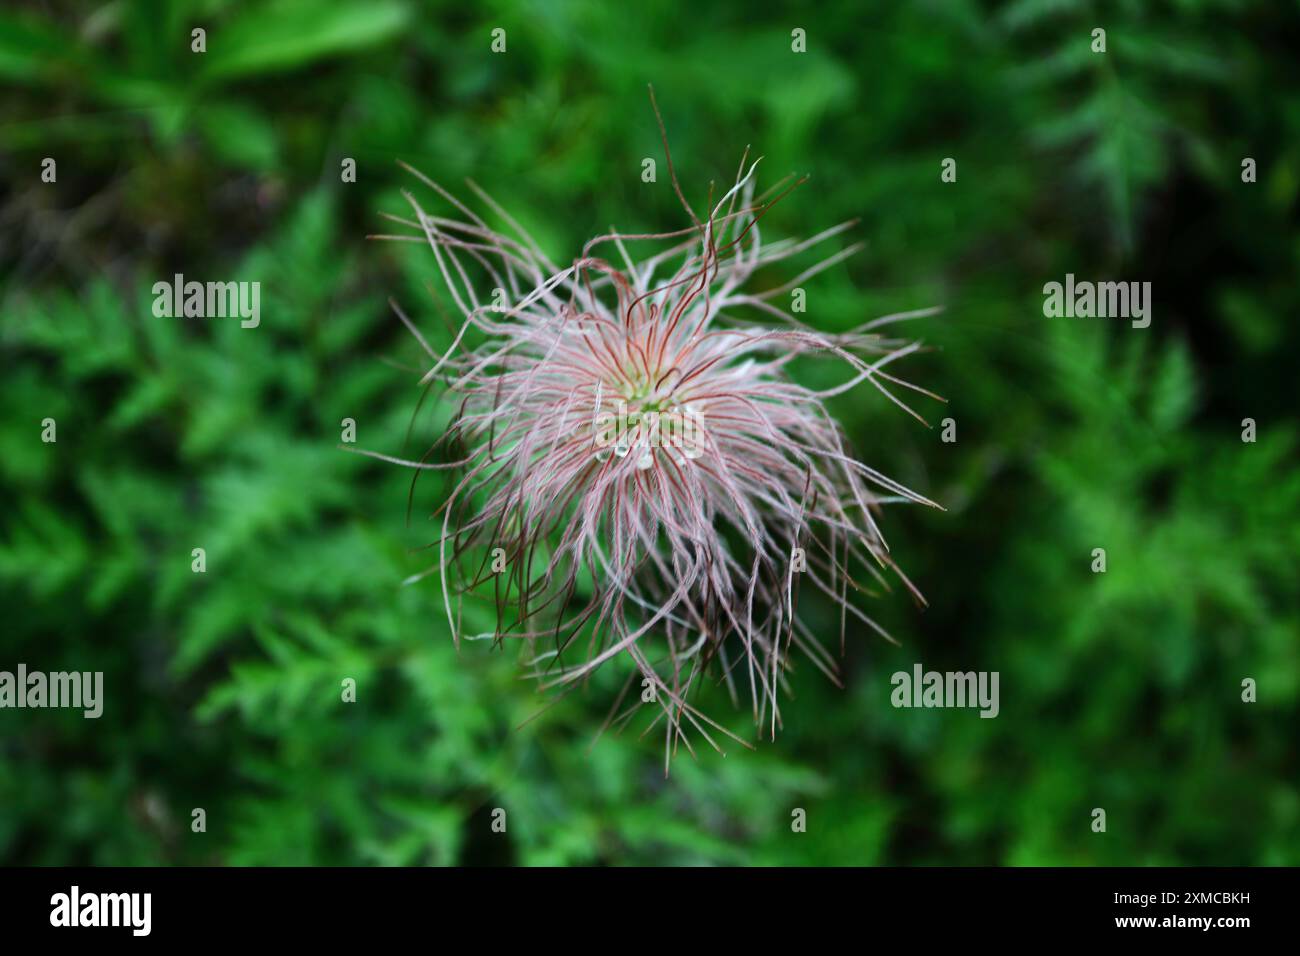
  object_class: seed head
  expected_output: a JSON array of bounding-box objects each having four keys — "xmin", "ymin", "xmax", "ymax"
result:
[{"xmin": 373, "ymin": 108, "xmax": 943, "ymax": 769}]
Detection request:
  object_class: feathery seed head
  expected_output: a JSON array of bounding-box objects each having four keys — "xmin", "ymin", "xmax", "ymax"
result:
[{"xmin": 377, "ymin": 107, "xmax": 943, "ymax": 768}]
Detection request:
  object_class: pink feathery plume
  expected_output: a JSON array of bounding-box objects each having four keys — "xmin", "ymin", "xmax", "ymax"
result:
[{"xmin": 370, "ymin": 93, "xmax": 944, "ymax": 772}]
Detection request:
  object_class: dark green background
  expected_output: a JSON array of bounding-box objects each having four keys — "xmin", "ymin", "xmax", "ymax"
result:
[{"xmin": 2, "ymin": 0, "xmax": 1297, "ymax": 865}]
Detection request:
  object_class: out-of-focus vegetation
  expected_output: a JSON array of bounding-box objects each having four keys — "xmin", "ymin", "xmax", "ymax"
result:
[{"xmin": 1, "ymin": 0, "xmax": 1297, "ymax": 865}]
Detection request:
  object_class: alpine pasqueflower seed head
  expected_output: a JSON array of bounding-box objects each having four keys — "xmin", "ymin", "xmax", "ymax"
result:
[{"xmin": 376, "ymin": 106, "xmax": 943, "ymax": 769}]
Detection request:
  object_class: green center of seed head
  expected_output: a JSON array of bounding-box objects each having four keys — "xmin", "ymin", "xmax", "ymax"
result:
[
  {"xmin": 626, "ymin": 400, "xmax": 664, "ymax": 423},
  {"xmin": 625, "ymin": 376, "xmax": 668, "ymax": 416}
]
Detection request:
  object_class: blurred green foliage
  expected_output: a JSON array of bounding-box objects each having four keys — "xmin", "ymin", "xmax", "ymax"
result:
[{"xmin": 1, "ymin": 0, "xmax": 1297, "ymax": 865}]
